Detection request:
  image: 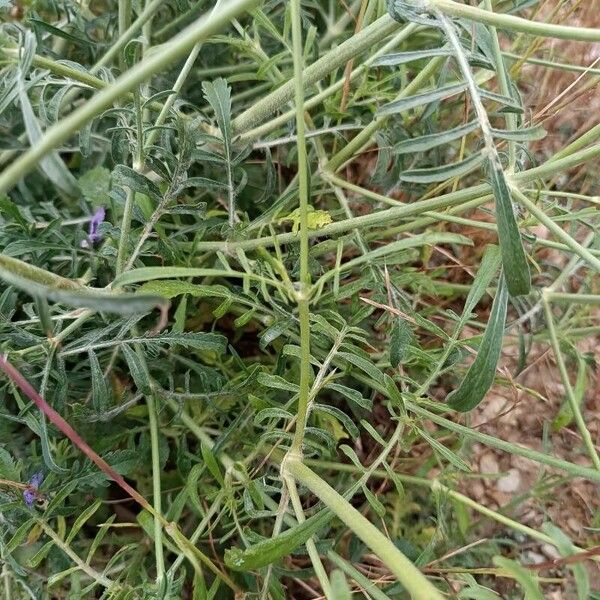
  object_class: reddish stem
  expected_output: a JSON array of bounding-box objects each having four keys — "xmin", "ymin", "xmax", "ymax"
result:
[{"xmin": 0, "ymin": 354, "xmax": 154, "ymax": 515}]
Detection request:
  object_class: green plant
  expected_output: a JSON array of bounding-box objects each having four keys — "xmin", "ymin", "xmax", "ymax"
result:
[{"xmin": 0, "ymin": 0, "xmax": 598, "ymax": 598}]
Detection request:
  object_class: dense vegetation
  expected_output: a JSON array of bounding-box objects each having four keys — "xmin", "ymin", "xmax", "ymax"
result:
[{"xmin": 0, "ymin": 0, "xmax": 599, "ymax": 598}]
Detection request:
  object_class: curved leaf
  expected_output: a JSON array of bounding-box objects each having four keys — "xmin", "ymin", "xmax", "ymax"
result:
[{"xmin": 447, "ymin": 275, "xmax": 508, "ymax": 412}]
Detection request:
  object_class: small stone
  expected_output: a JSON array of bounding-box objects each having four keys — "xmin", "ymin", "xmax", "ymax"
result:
[
  {"xmin": 496, "ymin": 468, "xmax": 521, "ymax": 493},
  {"xmin": 470, "ymin": 481, "xmax": 485, "ymax": 500},
  {"xmin": 479, "ymin": 453, "xmax": 499, "ymax": 475},
  {"xmin": 524, "ymin": 551, "xmax": 545, "ymax": 565},
  {"xmin": 567, "ymin": 518, "xmax": 582, "ymax": 533},
  {"xmin": 541, "ymin": 543, "xmax": 561, "ymax": 561}
]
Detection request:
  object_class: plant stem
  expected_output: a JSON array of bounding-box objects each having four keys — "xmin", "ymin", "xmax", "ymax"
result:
[
  {"xmin": 285, "ymin": 475, "xmax": 333, "ymax": 598},
  {"xmin": 483, "ymin": 0, "xmax": 518, "ymax": 168},
  {"xmin": 431, "ymin": 0, "xmax": 600, "ymax": 41},
  {"xmin": 407, "ymin": 401, "xmax": 600, "ymax": 482},
  {"xmin": 285, "ymin": 459, "xmax": 444, "ymax": 600},
  {"xmin": 541, "ymin": 294, "xmax": 600, "ymax": 471},
  {"xmin": 232, "ymin": 14, "xmax": 401, "ymax": 133},
  {"xmin": 511, "ymin": 187, "xmax": 600, "ymax": 272},
  {"xmin": 118, "ymin": 0, "xmax": 132, "ymax": 70},
  {"xmin": 191, "ymin": 142, "xmax": 600, "ymax": 253},
  {"xmin": 288, "ymin": 0, "xmax": 312, "ymax": 457},
  {"xmin": 305, "ymin": 459, "xmax": 559, "ymax": 548}
]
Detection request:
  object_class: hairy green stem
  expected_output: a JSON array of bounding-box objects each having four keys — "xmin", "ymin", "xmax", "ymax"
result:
[
  {"xmin": 232, "ymin": 14, "xmax": 400, "ymax": 133},
  {"xmin": 191, "ymin": 142, "xmax": 600, "ymax": 253},
  {"xmin": 285, "ymin": 460, "xmax": 444, "ymax": 600},
  {"xmin": 288, "ymin": 0, "xmax": 312, "ymax": 457},
  {"xmin": 431, "ymin": 0, "xmax": 600, "ymax": 41}
]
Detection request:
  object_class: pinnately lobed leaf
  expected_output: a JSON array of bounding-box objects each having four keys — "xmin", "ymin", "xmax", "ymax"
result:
[{"xmin": 447, "ymin": 274, "xmax": 508, "ymax": 412}]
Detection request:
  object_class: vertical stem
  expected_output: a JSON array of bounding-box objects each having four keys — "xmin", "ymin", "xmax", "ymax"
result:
[
  {"xmin": 541, "ymin": 295, "xmax": 600, "ymax": 471},
  {"xmin": 118, "ymin": 0, "xmax": 132, "ymax": 70},
  {"xmin": 285, "ymin": 475, "xmax": 333, "ymax": 598},
  {"xmin": 115, "ymin": 85, "xmax": 143, "ymax": 277},
  {"xmin": 483, "ymin": 0, "xmax": 517, "ymax": 169},
  {"xmin": 289, "ymin": 0, "xmax": 312, "ymax": 456},
  {"xmin": 146, "ymin": 389, "xmax": 166, "ymax": 586}
]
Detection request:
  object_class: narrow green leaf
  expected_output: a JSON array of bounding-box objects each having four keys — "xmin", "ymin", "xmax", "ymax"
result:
[
  {"xmin": 112, "ymin": 164, "xmax": 162, "ymax": 202},
  {"xmin": 337, "ymin": 351, "xmax": 385, "ymax": 385},
  {"xmin": 88, "ymin": 350, "xmax": 110, "ymax": 411},
  {"xmin": 65, "ymin": 499, "xmax": 102, "ymax": 544},
  {"xmin": 490, "ymin": 163, "xmax": 531, "ymax": 296},
  {"xmin": 378, "ymin": 82, "xmax": 467, "ymax": 116},
  {"xmin": 478, "ymin": 87, "xmax": 523, "ymax": 112},
  {"xmin": 137, "ymin": 280, "xmax": 233, "ymax": 300},
  {"xmin": 372, "ymin": 48, "xmax": 453, "ymax": 66},
  {"xmin": 419, "ymin": 429, "xmax": 471, "ymax": 471},
  {"xmin": 400, "ymin": 151, "xmax": 484, "ymax": 183},
  {"xmin": 202, "ymin": 78, "xmax": 232, "ymax": 153},
  {"xmin": 362, "ymin": 485, "xmax": 386, "ymax": 518},
  {"xmin": 131, "ymin": 332, "xmax": 227, "ymax": 353},
  {"xmin": 325, "ymin": 383, "xmax": 372, "ymax": 410},
  {"xmin": 459, "ymin": 244, "xmax": 502, "ymax": 328},
  {"xmin": 6, "ymin": 518, "xmax": 36, "ymax": 553},
  {"xmin": 85, "ymin": 515, "xmax": 115, "ymax": 563},
  {"xmin": 491, "ymin": 125, "xmax": 546, "ymax": 142},
  {"xmin": 390, "ymin": 319, "xmax": 412, "ymax": 367},
  {"xmin": 18, "ymin": 80, "xmax": 79, "ymax": 197},
  {"xmin": 330, "ymin": 570, "xmax": 352, "ymax": 600},
  {"xmin": 493, "ymin": 556, "xmax": 543, "ymax": 600},
  {"xmin": 121, "ymin": 344, "xmax": 151, "ymax": 395},
  {"xmin": 224, "ymin": 509, "xmax": 331, "ymax": 571},
  {"xmin": 201, "ymin": 442, "xmax": 224, "ymax": 487},
  {"xmin": 259, "ymin": 318, "xmax": 293, "ymax": 351},
  {"xmin": 314, "ymin": 404, "xmax": 359, "ymax": 439},
  {"xmin": 257, "ymin": 372, "xmax": 300, "ymax": 394},
  {"xmin": 360, "ymin": 420, "xmax": 387, "ymax": 447},
  {"xmin": 395, "ymin": 120, "xmax": 479, "ymax": 154},
  {"xmin": 27, "ymin": 541, "xmax": 54, "ymax": 568},
  {"xmin": 447, "ymin": 276, "xmax": 509, "ymax": 412},
  {"xmin": 339, "ymin": 445, "xmax": 365, "ymax": 471}
]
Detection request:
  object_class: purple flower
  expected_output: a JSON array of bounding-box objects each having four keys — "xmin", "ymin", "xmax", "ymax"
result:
[
  {"xmin": 23, "ymin": 472, "xmax": 44, "ymax": 508},
  {"xmin": 83, "ymin": 206, "xmax": 105, "ymax": 247}
]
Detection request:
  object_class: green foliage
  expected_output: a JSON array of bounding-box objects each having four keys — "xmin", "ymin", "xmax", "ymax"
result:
[{"xmin": 0, "ymin": 0, "xmax": 598, "ymax": 598}]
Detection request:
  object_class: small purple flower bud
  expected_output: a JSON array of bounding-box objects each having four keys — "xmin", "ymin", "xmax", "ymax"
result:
[
  {"xmin": 23, "ymin": 488, "xmax": 36, "ymax": 507},
  {"xmin": 29, "ymin": 472, "xmax": 44, "ymax": 489},
  {"xmin": 23, "ymin": 472, "xmax": 44, "ymax": 508},
  {"xmin": 82, "ymin": 206, "xmax": 106, "ymax": 248},
  {"xmin": 88, "ymin": 206, "xmax": 106, "ymax": 245}
]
